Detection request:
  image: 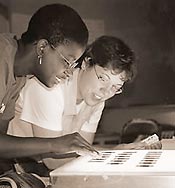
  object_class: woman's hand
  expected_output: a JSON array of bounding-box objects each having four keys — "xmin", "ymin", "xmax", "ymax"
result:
[
  {"xmin": 52, "ymin": 132, "xmax": 99, "ymax": 156},
  {"xmin": 144, "ymin": 141, "xmax": 162, "ymax": 149},
  {"xmin": 114, "ymin": 141, "xmax": 162, "ymax": 150}
]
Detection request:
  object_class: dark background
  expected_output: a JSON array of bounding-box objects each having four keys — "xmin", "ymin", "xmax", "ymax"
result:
[
  {"xmin": 1, "ymin": 0, "xmax": 175, "ymax": 108},
  {"xmin": 103, "ymin": 0, "xmax": 175, "ymax": 108}
]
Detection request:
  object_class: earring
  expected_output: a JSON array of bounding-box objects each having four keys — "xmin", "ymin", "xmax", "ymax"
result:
[
  {"xmin": 37, "ymin": 46, "xmax": 44, "ymax": 65},
  {"xmin": 38, "ymin": 54, "xmax": 43, "ymax": 65}
]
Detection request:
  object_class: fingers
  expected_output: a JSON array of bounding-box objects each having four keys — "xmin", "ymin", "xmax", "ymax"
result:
[
  {"xmin": 114, "ymin": 140, "xmax": 162, "ymax": 150},
  {"xmin": 69, "ymin": 132, "xmax": 99, "ymax": 156},
  {"xmin": 130, "ymin": 142, "xmax": 146, "ymax": 150},
  {"xmin": 54, "ymin": 132, "xmax": 99, "ymax": 156},
  {"xmin": 128, "ymin": 141, "xmax": 162, "ymax": 150},
  {"xmin": 135, "ymin": 141, "xmax": 162, "ymax": 150},
  {"xmin": 145, "ymin": 141, "xmax": 162, "ymax": 149},
  {"xmin": 74, "ymin": 147, "xmax": 99, "ymax": 157}
]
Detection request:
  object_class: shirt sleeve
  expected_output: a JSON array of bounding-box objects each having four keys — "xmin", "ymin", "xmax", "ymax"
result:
[
  {"xmin": 19, "ymin": 78, "xmax": 64, "ymax": 131},
  {"xmin": 0, "ymin": 54, "xmax": 8, "ymax": 105},
  {"xmin": 81, "ymin": 102, "xmax": 105, "ymax": 133},
  {"xmin": 0, "ymin": 51, "xmax": 16, "ymax": 121},
  {"xmin": 0, "ymin": 34, "xmax": 14, "ymax": 105}
]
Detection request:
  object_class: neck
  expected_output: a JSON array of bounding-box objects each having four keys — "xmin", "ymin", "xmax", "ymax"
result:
[{"xmin": 14, "ymin": 39, "xmax": 36, "ymax": 77}]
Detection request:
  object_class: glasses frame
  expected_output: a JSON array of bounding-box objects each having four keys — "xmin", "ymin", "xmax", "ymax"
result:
[
  {"xmin": 50, "ymin": 44, "xmax": 79, "ymax": 69},
  {"xmin": 93, "ymin": 63, "xmax": 123, "ymax": 95}
]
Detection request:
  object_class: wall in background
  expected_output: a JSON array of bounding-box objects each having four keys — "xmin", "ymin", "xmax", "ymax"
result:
[
  {"xmin": 0, "ymin": 1, "xmax": 9, "ymax": 32},
  {"xmin": 4, "ymin": 0, "xmax": 175, "ymax": 107},
  {"xmin": 99, "ymin": 105, "xmax": 175, "ymax": 134}
]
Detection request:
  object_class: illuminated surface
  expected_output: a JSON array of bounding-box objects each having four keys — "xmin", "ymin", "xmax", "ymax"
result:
[{"xmin": 50, "ymin": 150, "xmax": 175, "ymax": 176}]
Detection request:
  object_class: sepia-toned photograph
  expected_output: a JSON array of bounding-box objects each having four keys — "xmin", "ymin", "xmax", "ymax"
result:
[{"xmin": 0, "ymin": 0, "xmax": 175, "ymax": 187}]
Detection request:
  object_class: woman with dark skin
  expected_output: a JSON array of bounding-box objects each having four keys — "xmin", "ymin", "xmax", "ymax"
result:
[
  {"xmin": 8, "ymin": 36, "xmax": 161, "ymax": 170},
  {"xmin": 0, "ymin": 4, "xmax": 97, "ymax": 162}
]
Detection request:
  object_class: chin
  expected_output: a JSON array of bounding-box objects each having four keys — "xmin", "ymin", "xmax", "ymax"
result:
[
  {"xmin": 40, "ymin": 80, "xmax": 50, "ymax": 87},
  {"xmin": 42, "ymin": 80, "xmax": 54, "ymax": 88},
  {"xmin": 35, "ymin": 76, "xmax": 53, "ymax": 88},
  {"xmin": 85, "ymin": 98, "xmax": 101, "ymax": 106}
]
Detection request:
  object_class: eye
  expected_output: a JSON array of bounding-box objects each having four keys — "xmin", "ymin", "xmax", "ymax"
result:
[
  {"xmin": 98, "ymin": 75, "xmax": 105, "ymax": 82},
  {"xmin": 87, "ymin": 57, "xmax": 92, "ymax": 61},
  {"xmin": 98, "ymin": 75, "xmax": 110, "ymax": 83}
]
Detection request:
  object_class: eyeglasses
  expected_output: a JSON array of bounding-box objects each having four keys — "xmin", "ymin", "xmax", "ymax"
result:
[
  {"xmin": 93, "ymin": 65, "xmax": 123, "ymax": 95},
  {"xmin": 50, "ymin": 44, "xmax": 79, "ymax": 69}
]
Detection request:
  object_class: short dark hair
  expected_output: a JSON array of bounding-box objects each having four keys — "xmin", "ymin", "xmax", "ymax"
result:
[
  {"xmin": 21, "ymin": 4, "xmax": 88, "ymax": 47},
  {"xmin": 85, "ymin": 36, "xmax": 136, "ymax": 81}
]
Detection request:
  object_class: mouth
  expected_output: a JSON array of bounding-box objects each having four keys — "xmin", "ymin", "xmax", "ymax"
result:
[{"xmin": 94, "ymin": 93, "xmax": 103, "ymax": 100}]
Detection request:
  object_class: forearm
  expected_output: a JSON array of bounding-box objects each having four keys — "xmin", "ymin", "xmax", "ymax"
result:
[
  {"xmin": 43, "ymin": 157, "xmax": 75, "ymax": 170},
  {"xmin": 0, "ymin": 133, "xmax": 56, "ymax": 159}
]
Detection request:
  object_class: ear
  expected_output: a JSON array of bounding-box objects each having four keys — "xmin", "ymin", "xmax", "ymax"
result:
[
  {"xmin": 63, "ymin": 39, "xmax": 71, "ymax": 46},
  {"xmin": 36, "ymin": 39, "xmax": 49, "ymax": 55}
]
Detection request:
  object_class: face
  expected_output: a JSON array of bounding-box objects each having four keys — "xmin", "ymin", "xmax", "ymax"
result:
[
  {"xmin": 35, "ymin": 41, "xmax": 85, "ymax": 88},
  {"xmin": 78, "ymin": 63, "xmax": 126, "ymax": 106}
]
